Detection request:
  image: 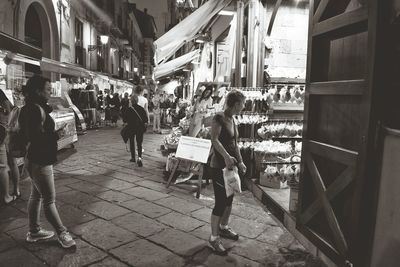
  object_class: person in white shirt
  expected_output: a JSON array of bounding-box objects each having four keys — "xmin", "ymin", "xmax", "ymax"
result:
[
  {"xmin": 134, "ymin": 86, "xmax": 149, "ymax": 122},
  {"xmin": 152, "ymin": 90, "xmax": 162, "ymax": 133}
]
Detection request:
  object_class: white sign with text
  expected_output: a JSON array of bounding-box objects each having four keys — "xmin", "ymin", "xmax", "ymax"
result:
[{"xmin": 175, "ymin": 136, "xmax": 212, "ymax": 164}]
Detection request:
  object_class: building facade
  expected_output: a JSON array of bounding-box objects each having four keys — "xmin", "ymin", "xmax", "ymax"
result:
[
  {"xmin": 130, "ymin": 4, "xmax": 157, "ymax": 79},
  {"xmin": 0, "ymin": 0, "xmax": 154, "ymax": 84}
]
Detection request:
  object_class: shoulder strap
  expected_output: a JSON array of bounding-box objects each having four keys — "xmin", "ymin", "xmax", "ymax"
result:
[
  {"xmin": 130, "ymin": 106, "xmax": 143, "ymax": 124},
  {"xmin": 35, "ymin": 104, "xmax": 46, "ymax": 126}
]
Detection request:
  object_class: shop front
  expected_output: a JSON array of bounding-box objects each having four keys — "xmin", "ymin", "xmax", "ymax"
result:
[{"xmin": 153, "ymin": 1, "xmax": 400, "ymax": 267}]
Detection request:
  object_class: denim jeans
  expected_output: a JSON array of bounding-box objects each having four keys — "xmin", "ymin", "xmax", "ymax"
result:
[{"xmin": 27, "ymin": 162, "xmax": 66, "ymax": 234}]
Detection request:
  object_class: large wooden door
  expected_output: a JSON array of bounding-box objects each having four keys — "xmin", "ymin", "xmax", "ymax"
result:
[{"xmin": 297, "ymin": 0, "xmax": 380, "ymax": 266}]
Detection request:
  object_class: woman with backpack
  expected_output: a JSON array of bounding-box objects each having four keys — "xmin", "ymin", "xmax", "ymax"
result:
[
  {"xmin": 122, "ymin": 94, "xmax": 148, "ymax": 167},
  {"xmin": 19, "ymin": 75, "xmax": 76, "ymax": 249}
]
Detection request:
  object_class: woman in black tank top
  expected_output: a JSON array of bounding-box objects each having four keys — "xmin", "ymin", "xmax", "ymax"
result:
[{"xmin": 208, "ymin": 90, "xmax": 247, "ymax": 255}]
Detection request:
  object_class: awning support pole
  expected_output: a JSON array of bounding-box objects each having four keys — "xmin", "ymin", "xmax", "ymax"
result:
[{"xmin": 234, "ymin": 0, "xmax": 245, "ymax": 87}]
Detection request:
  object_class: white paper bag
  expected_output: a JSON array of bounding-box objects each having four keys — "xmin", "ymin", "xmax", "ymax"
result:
[{"xmin": 223, "ymin": 166, "xmax": 242, "ymax": 197}]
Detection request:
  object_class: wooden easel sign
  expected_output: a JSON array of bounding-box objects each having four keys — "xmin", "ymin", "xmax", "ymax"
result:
[{"xmin": 166, "ymin": 136, "xmax": 212, "ymax": 198}]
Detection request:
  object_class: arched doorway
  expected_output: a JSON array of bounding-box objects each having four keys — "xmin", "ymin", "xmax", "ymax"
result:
[
  {"xmin": 24, "ymin": 4, "xmax": 43, "ymax": 74},
  {"xmin": 23, "ymin": 2, "xmax": 55, "ymax": 77}
]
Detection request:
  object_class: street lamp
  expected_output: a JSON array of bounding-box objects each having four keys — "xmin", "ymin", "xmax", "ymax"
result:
[{"xmin": 100, "ymin": 35, "xmax": 109, "ymax": 45}]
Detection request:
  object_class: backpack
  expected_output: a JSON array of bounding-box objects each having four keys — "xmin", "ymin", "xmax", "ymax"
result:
[{"xmin": 8, "ymin": 104, "xmax": 45, "ymax": 158}]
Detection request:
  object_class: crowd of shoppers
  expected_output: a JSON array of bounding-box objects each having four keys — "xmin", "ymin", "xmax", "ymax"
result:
[{"xmin": 1, "ymin": 77, "xmax": 249, "ymax": 258}]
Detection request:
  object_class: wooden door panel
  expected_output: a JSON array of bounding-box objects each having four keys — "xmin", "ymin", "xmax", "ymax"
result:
[
  {"xmin": 309, "ymin": 80, "xmax": 365, "ymax": 95},
  {"xmin": 308, "ymin": 96, "xmax": 362, "ymax": 151},
  {"xmin": 315, "ymin": 0, "xmax": 367, "ymax": 24},
  {"xmin": 310, "ymin": 28, "xmax": 368, "ymax": 82},
  {"xmin": 328, "ymin": 32, "xmax": 368, "ymax": 80},
  {"xmin": 297, "ymin": 0, "xmax": 377, "ymax": 264}
]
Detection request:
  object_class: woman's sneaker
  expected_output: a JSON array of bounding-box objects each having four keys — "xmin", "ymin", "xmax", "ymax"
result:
[
  {"xmin": 58, "ymin": 231, "xmax": 76, "ymax": 248},
  {"xmin": 26, "ymin": 229, "xmax": 54, "ymax": 242},
  {"xmin": 137, "ymin": 157, "xmax": 143, "ymax": 167},
  {"xmin": 208, "ymin": 237, "xmax": 227, "ymax": 256},
  {"xmin": 219, "ymin": 226, "xmax": 239, "ymax": 241}
]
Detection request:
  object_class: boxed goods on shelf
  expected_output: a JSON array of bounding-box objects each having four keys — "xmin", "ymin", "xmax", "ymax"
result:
[{"xmin": 259, "ymin": 155, "xmax": 301, "ymax": 189}]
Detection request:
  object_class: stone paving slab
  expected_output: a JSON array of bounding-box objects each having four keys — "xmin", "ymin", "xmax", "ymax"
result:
[
  {"xmin": 231, "ymin": 203, "xmax": 278, "ymax": 226},
  {"xmin": 57, "ymin": 190, "xmax": 102, "ymax": 208},
  {"xmin": 56, "ymin": 185, "xmax": 74, "ymax": 194},
  {"xmin": 0, "ymin": 247, "xmax": 47, "ymax": 267},
  {"xmin": 88, "ymin": 257, "xmax": 129, "ymax": 267},
  {"xmin": 99, "ymin": 178, "xmax": 137, "ymax": 191},
  {"xmin": 155, "ymin": 196, "xmax": 204, "ymax": 214},
  {"xmin": 67, "ymin": 181, "xmax": 110, "ymax": 195},
  {"xmin": 191, "ymin": 207, "xmax": 213, "ymax": 223},
  {"xmin": 228, "ymin": 215, "xmax": 269, "ymax": 239},
  {"xmin": 65, "ymin": 169, "xmax": 95, "ymax": 176},
  {"xmin": 230, "ymin": 238, "xmax": 281, "ymax": 264},
  {"xmin": 110, "ymin": 239, "xmax": 186, "ymax": 267},
  {"xmin": 122, "ymin": 186, "xmax": 170, "ymax": 201},
  {"xmin": 37, "ymin": 239, "xmax": 108, "ymax": 267},
  {"xmin": 79, "ymin": 175, "xmax": 114, "ymax": 185},
  {"xmin": 107, "ymin": 171, "xmax": 145, "ymax": 183},
  {"xmin": 0, "ymin": 206, "xmax": 27, "ymax": 233},
  {"xmin": 134, "ymin": 180, "xmax": 173, "ymax": 194},
  {"xmin": 72, "ymin": 219, "xmax": 138, "ymax": 250},
  {"xmin": 157, "ymin": 212, "xmax": 205, "ymax": 232},
  {"xmin": 119, "ymin": 198, "xmax": 172, "ymax": 218},
  {"xmin": 58, "ymin": 203, "xmax": 96, "ymax": 228},
  {"xmin": 54, "ymin": 177, "xmax": 82, "ymax": 186},
  {"xmin": 149, "ymin": 228, "xmax": 205, "ymax": 256},
  {"xmin": 0, "ymin": 233, "xmax": 17, "ymax": 252},
  {"xmin": 192, "ymin": 248, "xmax": 260, "ymax": 267},
  {"xmin": 96, "ymin": 190, "xmax": 136, "ymax": 203},
  {"xmin": 190, "ymin": 225, "xmax": 211, "ymax": 241},
  {"xmin": 112, "ymin": 212, "xmax": 167, "ymax": 237},
  {"xmin": 82, "ymin": 201, "xmax": 131, "ymax": 220},
  {"xmin": 256, "ymin": 225, "xmax": 295, "ymax": 247}
]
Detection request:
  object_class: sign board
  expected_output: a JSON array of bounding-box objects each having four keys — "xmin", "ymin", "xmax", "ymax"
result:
[{"xmin": 175, "ymin": 136, "xmax": 212, "ymax": 164}]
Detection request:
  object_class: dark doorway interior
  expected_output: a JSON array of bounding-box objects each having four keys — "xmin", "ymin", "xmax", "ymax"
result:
[{"xmin": 24, "ymin": 5, "xmax": 42, "ymax": 74}]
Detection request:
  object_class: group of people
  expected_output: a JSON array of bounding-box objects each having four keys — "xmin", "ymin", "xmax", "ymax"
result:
[
  {"xmin": 1, "ymin": 75, "xmax": 249, "ymax": 257},
  {"xmin": 102, "ymin": 86, "xmax": 150, "ymax": 127}
]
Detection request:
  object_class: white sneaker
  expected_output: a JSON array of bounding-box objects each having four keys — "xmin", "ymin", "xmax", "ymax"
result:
[
  {"xmin": 26, "ymin": 229, "xmax": 54, "ymax": 243},
  {"xmin": 58, "ymin": 231, "xmax": 76, "ymax": 248}
]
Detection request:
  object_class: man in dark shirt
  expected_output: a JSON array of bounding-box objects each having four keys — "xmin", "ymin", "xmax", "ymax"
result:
[{"xmin": 122, "ymin": 94, "xmax": 148, "ymax": 166}]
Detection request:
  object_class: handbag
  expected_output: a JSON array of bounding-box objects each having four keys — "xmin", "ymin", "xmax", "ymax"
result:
[{"xmin": 120, "ymin": 125, "xmax": 131, "ymax": 143}]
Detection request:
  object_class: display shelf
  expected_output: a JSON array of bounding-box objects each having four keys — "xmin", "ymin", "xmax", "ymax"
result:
[
  {"xmin": 271, "ymin": 137, "xmax": 303, "ymax": 141},
  {"xmin": 259, "ymin": 184, "xmax": 290, "ymax": 212},
  {"xmin": 270, "ymin": 77, "xmax": 306, "ymax": 84},
  {"xmin": 271, "ymin": 103, "xmax": 304, "ymax": 112}
]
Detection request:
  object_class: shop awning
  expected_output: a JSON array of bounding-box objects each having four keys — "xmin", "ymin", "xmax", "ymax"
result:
[
  {"xmin": 158, "ymin": 80, "xmax": 180, "ymax": 95},
  {"xmin": 40, "ymin": 58, "xmax": 91, "ymax": 78},
  {"xmin": 153, "ymin": 49, "xmax": 200, "ymax": 80},
  {"xmin": 0, "ymin": 31, "xmax": 42, "ymax": 60},
  {"xmin": 153, "ymin": 0, "xmax": 231, "ymax": 65}
]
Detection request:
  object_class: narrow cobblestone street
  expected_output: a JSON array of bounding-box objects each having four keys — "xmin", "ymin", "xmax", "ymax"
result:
[{"xmin": 0, "ymin": 127, "xmax": 324, "ymax": 267}]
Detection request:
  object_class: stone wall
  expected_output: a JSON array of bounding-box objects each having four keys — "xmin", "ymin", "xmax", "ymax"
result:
[{"xmin": 264, "ymin": 2, "xmax": 309, "ymax": 80}]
